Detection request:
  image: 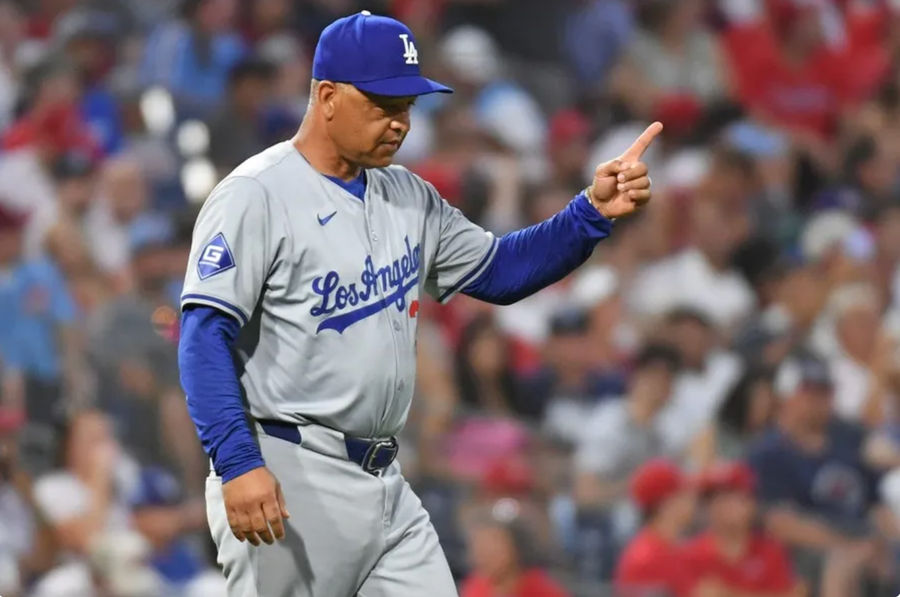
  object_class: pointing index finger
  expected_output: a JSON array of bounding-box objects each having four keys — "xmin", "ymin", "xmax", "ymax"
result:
[{"xmin": 621, "ymin": 121, "xmax": 663, "ymax": 161}]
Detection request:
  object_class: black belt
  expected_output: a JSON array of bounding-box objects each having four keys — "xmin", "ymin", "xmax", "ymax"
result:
[{"xmin": 257, "ymin": 419, "xmax": 399, "ymax": 476}]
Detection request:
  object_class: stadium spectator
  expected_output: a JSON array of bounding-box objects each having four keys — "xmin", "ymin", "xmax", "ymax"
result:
[
  {"xmin": 685, "ymin": 461, "xmax": 803, "ymax": 597},
  {"xmin": 822, "ymin": 283, "xmax": 889, "ymax": 425},
  {"xmin": 614, "ymin": 459, "xmax": 699, "ymax": 597},
  {"xmin": 688, "ymin": 367, "xmax": 779, "ymax": 469},
  {"xmin": 569, "ymin": 264, "xmax": 633, "ymax": 376},
  {"xmin": 0, "ymin": 202, "xmax": 85, "ymax": 427},
  {"xmin": 83, "ymin": 155, "xmax": 150, "ymax": 289},
  {"xmin": 611, "ymin": 0, "xmax": 727, "ymax": 129},
  {"xmin": 572, "ymin": 344, "xmax": 680, "ymax": 578},
  {"xmin": 0, "ymin": 408, "xmax": 56, "ymax": 597},
  {"xmin": 735, "ymin": 261, "xmax": 827, "ymax": 367},
  {"xmin": 629, "ymin": 197, "xmax": 755, "ymax": 331},
  {"xmin": 207, "ymin": 58, "xmax": 276, "ymax": 177},
  {"xmin": 87, "ymin": 219, "xmax": 203, "ymax": 485},
  {"xmin": 140, "ymin": 0, "xmax": 245, "ymax": 117},
  {"xmin": 541, "ymin": 308, "xmax": 625, "ymax": 447},
  {"xmin": 55, "ymin": 6, "xmax": 125, "ymax": 156},
  {"xmin": 657, "ymin": 307, "xmax": 743, "ymax": 457},
  {"xmin": 814, "ymin": 135, "xmax": 900, "ymax": 221},
  {"xmin": 722, "ymin": 0, "xmax": 847, "ymax": 140},
  {"xmin": 32, "ymin": 410, "xmax": 132, "ymax": 556},
  {"xmin": 747, "ymin": 352, "xmax": 889, "ymax": 597},
  {"xmin": 454, "ymin": 313, "xmax": 540, "ymax": 421},
  {"xmin": 461, "ymin": 511, "xmax": 570, "ymax": 597}
]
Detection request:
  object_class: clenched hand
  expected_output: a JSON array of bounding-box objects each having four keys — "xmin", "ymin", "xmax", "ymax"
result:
[{"xmin": 587, "ymin": 121, "xmax": 663, "ymax": 219}]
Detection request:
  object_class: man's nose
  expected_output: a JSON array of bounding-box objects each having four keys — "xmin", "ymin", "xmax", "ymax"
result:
[{"xmin": 390, "ymin": 110, "xmax": 411, "ymax": 135}]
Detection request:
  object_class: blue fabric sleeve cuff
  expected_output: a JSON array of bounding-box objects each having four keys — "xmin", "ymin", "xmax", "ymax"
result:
[{"xmin": 572, "ymin": 191, "xmax": 615, "ymax": 236}]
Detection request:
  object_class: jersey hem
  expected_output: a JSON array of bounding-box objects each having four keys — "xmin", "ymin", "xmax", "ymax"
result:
[
  {"xmin": 437, "ymin": 235, "xmax": 499, "ymax": 304},
  {"xmin": 181, "ymin": 293, "xmax": 249, "ymax": 326}
]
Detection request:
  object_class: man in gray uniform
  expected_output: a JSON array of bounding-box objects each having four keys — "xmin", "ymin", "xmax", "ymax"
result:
[{"xmin": 178, "ymin": 10, "xmax": 660, "ymax": 597}]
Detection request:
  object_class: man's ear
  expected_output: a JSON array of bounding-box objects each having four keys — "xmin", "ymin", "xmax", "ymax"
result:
[{"xmin": 318, "ymin": 81, "xmax": 338, "ymax": 120}]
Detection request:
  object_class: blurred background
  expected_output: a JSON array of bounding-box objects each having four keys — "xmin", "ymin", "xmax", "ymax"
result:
[{"xmin": 2, "ymin": 0, "xmax": 900, "ymax": 596}]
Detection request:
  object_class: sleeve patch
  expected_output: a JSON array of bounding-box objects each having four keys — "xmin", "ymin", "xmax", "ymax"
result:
[{"xmin": 197, "ymin": 233, "xmax": 236, "ymax": 280}]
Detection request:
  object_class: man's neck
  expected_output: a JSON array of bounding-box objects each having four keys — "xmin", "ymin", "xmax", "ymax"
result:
[
  {"xmin": 712, "ymin": 529, "xmax": 750, "ymax": 561},
  {"xmin": 649, "ymin": 516, "xmax": 682, "ymax": 543},
  {"xmin": 292, "ymin": 123, "xmax": 362, "ymax": 181}
]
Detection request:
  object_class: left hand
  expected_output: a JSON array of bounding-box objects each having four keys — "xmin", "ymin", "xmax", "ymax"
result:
[{"xmin": 587, "ymin": 121, "xmax": 663, "ymax": 219}]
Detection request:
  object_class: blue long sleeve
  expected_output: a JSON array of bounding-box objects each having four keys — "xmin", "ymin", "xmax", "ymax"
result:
[
  {"xmin": 463, "ymin": 192, "xmax": 613, "ymax": 304},
  {"xmin": 178, "ymin": 305, "xmax": 264, "ymax": 482}
]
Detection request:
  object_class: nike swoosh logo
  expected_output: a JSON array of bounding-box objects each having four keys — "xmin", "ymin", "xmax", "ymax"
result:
[{"xmin": 317, "ymin": 211, "xmax": 337, "ymax": 226}]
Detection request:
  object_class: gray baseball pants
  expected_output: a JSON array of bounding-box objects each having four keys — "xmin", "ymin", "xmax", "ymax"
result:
[{"xmin": 205, "ymin": 422, "xmax": 458, "ymax": 596}]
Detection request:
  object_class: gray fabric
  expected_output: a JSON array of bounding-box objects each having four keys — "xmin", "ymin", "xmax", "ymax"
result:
[
  {"xmin": 181, "ymin": 141, "xmax": 495, "ymax": 438},
  {"xmin": 205, "ymin": 424, "xmax": 457, "ymax": 597},
  {"xmin": 574, "ymin": 400, "xmax": 666, "ymax": 480}
]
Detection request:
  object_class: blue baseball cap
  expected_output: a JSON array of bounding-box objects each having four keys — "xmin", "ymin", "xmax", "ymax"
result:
[{"xmin": 312, "ymin": 11, "xmax": 452, "ymax": 97}]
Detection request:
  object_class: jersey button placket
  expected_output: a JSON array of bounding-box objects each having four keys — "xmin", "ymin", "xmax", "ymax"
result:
[{"xmin": 366, "ymin": 192, "xmax": 400, "ymax": 430}]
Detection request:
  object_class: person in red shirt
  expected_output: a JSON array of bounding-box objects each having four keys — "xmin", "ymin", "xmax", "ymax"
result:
[
  {"xmin": 685, "ymin": 462, "xmax": 805, "ymax": 597},
  {"xmin": 461, "ymin": 512, "xmax": 570, "ymax": 597},
  {"xmin": 721, "ymin": 0, "xmax": 853, "ymax": 140},
  {"xmin": 615, "ymin": 459, "xmax": 701, "ymax": 597}
]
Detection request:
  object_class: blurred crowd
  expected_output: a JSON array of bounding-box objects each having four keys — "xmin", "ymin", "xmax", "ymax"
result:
[{"xmin": 2, "ymin": 0, "xmax": 900, "ymax": 596}]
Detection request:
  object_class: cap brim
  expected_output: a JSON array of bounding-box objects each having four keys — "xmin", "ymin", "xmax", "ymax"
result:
[{"xmin": 352, "ymin": 75, "xmax": 453, "ymax": 97}]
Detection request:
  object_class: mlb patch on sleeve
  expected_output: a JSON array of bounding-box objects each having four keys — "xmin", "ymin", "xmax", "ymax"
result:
[{"xmin": 197, "ymin": 233, "xmax": 236, "ymax": 279}]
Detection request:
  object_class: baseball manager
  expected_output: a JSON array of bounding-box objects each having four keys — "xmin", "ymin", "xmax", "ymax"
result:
[{"xmin": 178, "ymin": 10, "xmax": 661, "ymax": 597}]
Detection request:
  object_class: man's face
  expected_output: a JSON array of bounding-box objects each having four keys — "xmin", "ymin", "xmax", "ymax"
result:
[
  {"xmin": 791, "ymin": 383, "xmax": 833, "ymax": 430},
  {"xmin": 632, "ymin": 363, "xmax": 674, "ymax": 411},
  {"xmin": 57, "ymin": 173, "xmax": 96, "ymax": 215},
  {"xmin": 661, "ymin": 488, "xmax": 698, "ymax": 532},
  {"xmin": 234, "ymin": 76, "xmax": 273, "ymax": 115},
  {"xmin": 708, "ymin": 491, "xmax": 756, "ymax": 534},
  {"xmin": 325, "ymin": 83, "xmax": 415, "ymax": 168},
  {"xmin": 469, "ymin": 524, "xmax": 518, "ymax": 580},
  {"xmin": 837, "ymin": 304, "xmax": 879, "ymax": 363},
  {"xmin": 668, "ymin": 319, "xmax": 713, "ymax": 370}
]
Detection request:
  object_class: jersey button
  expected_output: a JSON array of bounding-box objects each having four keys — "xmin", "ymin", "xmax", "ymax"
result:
[
  {"xmin": 393, "ymin": 321, "xmax": 401, "ymax": 331},
  {"xmin": 371, "ymin": 230, "xmax": 378, "ymax": 241}
]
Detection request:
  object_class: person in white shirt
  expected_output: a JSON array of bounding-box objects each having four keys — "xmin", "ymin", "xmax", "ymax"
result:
[
  {"xmin": 821, "ymin": 283, "xmax": 887, "ymax": 425},
  {"xmin": 628, "ymin": 198, "xmax": 755, "ymax": 331},
  {"xmin": 656, "ymin": 307, "xmax": 743, "ymax": 457}
]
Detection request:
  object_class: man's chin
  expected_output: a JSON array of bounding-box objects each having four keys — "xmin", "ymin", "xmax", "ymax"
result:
[{"xmin": 362, "ymin": 150, "xmax": 398, "ymax": 168}]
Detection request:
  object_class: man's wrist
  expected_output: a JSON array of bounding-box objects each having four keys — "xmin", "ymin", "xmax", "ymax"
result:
[{"xmin": 583, "ymin": 185, "xmax": 615, "ymax": 221}]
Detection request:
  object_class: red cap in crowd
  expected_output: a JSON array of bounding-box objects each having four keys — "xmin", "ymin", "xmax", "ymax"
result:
[
  {"xmin": 631, "ymin": 459, "xmax": 686, "ymax": 511},
  {"xmin": 481, "ymin": 456, "xmax": 535, "ymax": 497},
  {"xmin": 697, "ymin": 462, "xmax": 756, "ymax": 495},
  {"xmin": 547, "ymin": 108, "xmax": 591, "ymax": 153}
]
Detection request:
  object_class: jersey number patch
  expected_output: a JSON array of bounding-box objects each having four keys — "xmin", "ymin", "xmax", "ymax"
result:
[{"xmin": 197, "ymin": 233, "xmax": 236, "ymax": 279}]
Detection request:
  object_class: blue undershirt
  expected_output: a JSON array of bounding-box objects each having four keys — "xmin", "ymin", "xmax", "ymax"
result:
[
  {"xmin": 179, "ymin": 191, "xmax": 612, "ymax": 481},
  {"xmin": 323, "ymin": 171, "xmax": 366, "ymax": 201}
]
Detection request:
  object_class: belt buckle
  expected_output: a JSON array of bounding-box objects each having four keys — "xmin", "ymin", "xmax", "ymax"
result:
[{"xmin": 363, "ymin": 438, "xmax": 398, "ymax": 476}]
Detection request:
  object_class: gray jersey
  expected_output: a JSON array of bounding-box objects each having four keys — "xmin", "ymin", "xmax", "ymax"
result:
[{"xmin": 181, "ymin": 141, "xmax": 496, "ymax": 437}]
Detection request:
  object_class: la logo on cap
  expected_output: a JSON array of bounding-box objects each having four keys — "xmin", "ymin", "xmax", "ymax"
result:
[{"xmin": 399, "ymin": 33, "xmax": 418, "ymax": 65}]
